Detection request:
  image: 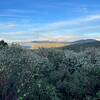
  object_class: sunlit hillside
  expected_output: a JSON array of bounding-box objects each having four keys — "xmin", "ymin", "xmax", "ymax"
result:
[
  {"xmin": 20, "ymin": 42, "xmax": 67, "ymax": 49},
  {"xmin": 32, "ymin": 43, "xmax": 66, "ymax": 49}
]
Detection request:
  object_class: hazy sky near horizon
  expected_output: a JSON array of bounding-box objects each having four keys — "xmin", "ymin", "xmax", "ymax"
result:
[{"xmin": 0, "ymin": 0, "xmax": 100, "ymax": 42}]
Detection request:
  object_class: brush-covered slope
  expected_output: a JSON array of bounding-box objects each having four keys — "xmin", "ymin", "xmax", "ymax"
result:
[{"xmin": 63, "ymin": 39, "xmax": 100, "ymax": 51}]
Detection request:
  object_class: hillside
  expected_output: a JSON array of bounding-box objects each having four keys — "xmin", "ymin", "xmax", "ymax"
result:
[
  {"xmin": 63, "ymin": 40, "xmax": 100, "ymax": 51},
  {"xmin": 70, "ymin": 39, "xmax": 97, "ymax": 45},
  {"xmin": 19, "ymin": 39, "xmax": 100, "ymax": 50},
  {"xmin": 20, "ymin": 41, "xmax": 67, "ymax": 49},
  {"xmin": 0, "ymin": 44, "xmax": 100, "ymax": 100}
]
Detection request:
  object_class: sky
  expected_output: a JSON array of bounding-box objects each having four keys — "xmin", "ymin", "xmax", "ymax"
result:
[{"xmin": 0, "ymin": 0, "xmax": 100, "ymax": 42}]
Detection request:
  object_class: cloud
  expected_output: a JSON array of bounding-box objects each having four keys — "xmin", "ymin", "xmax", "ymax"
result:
[
  {"xmin": 38, "ymin": 32, "xmax": 100, "ymax": 42},
  {"xmin": 0, "ymin": 23, "xmax": 16, "ymax": 30},
  {"xmin": 83, "ymin": 15, "xmax": 100, "ymax": 21},
  {"xmin": 47, "ymin": 14, "xmax": 100, "ymax": 28},
  {"xmin": 0, "ymin": 9, "xmax": 36, "ymax": 17},
  {"xmin": 27, "ymin": 14, "xmax": 100, "ymax": 36},
  {"xmin": 0, "ymin": 14, "xmax": 15, "ymax": 17},
  {"xmin": 0, "ymin": 14, "xmax": 100, "ymax": 42},
  {"xmin": 0, "ymin": 31, "xmax": 26, "ymax": 35},
  {"xmin": 0, "ymin": 13, "xmax": 27, "ymax": 17},
  {"xmin": 4, "ymin": 9, "xmax": 39, "ymax": 14},
  {"xmin": 37, "ymin": 34, "xmax": 83, "ymax": 42},
  {"xmin": 82, "ymin": 33, "xmax": 100, "ymax": 41}
]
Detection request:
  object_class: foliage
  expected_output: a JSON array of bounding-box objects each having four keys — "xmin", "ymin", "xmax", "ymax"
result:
[{"xmin": 0, "ymin": 44, "xmax": 100, "ymax": 100}]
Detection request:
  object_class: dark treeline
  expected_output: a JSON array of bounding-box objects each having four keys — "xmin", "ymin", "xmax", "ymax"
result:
[
  {"xmin": 0, "ymin": 40, "xmax": 8, "ymax": 47},
  {"xmin": 0, "ymin": 41, "xmax": 100, "ymax": 100}
]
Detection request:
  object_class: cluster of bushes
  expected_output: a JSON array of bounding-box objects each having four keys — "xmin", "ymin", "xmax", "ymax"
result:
[{"xmin": 0, "ymin": 44, "xmax": 100, "ymax": 100}]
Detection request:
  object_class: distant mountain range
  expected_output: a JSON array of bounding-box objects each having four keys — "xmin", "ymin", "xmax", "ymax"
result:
[
  {"xmin": 20, "ymin": 40, "xmax": 66, "ymax": 49},
  {"xmin": 31, "ymin": 40, "xmax": 66, "ymax": 43},
  {"xmin": 32, "ymin": 39, "xmax": 98, "ymax": 44},
  {"xmin": 19, "ymin": 39, "xmax": 100, "ymax": 50}
]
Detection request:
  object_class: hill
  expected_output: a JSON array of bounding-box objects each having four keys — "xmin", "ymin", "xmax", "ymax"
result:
[
  {"xmin": 19, "ymin": 39, "xmax": 100, "ymax": 50},
  {"xmin": 63, "ymin": 40, "xmax": 100, "ymax": 51},
  {"xmin": 20, "ymin": 41, "xmax": 67, "ymax": 49},
  {"xmin": 70, "ymin": 39, "xmax": 97, "ymax": 45}
]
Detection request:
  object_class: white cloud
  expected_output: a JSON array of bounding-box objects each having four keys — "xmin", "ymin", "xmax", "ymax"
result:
[
  {"xmin": 0, "ymin": 23, "xmax": 16, "ymax": 29},
  {"xmin": 83, "ymin": 15, "xmax": 100, "ymax": 21},
  {"xmin": 5, "ymin": 9, "xmax": 39, "ymax": 14},
  {"xmin": 37, "ymin": 34, "xmax": 84, "ymax": 42},
  {"xmin": 0, "ymin": 31, "xmax": 28, "ymax": 35},
  {"xmin": 0, "ymin": 14, "xmax": 15, "ymax": 17},
  {"xmin": 0, "ymin": 14, "xmax": 100, "ymax": 42},
  {"xmin": 47, "ymin": 14, "xmax": 100, "ymax": 29}
]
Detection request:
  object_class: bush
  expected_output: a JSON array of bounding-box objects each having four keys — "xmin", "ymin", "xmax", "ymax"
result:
[{"xmin": 0, "ymin": 46, "xmax": 100, "ymax": 100}]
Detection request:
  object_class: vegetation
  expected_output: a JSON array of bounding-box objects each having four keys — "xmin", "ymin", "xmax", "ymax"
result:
[
  {"xmin": 0, "ymin": 40, "xmax": 8, "ymax": 48},
  {"xmin": 63, "ymin": 41, "xmax": 100, "ymax": 52},
  {"xmin": 0, "ymin": 41, "xmax": 100, "ymax": 100}
]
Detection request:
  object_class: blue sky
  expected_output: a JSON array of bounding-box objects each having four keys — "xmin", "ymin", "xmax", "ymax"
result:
[{"xmin": 0, "ymin": 0, "xmax": 100, "ymax": 42}]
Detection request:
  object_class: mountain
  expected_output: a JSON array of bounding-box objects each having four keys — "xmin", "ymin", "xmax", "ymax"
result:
[
  {"xmin": 63, "ymin": 39, "xmax": 100, "ymax": 51},
  {"xmin": 70, "ymin": 39, "xmax": 97, "ymax": 45},
  {"xmin": 20, "ymin": 39, "xmax": 100, "ymax": 50},
  {"xmin": 32, "ymin": 40, "xmax": 67, "ymax": 44},
  {"xmin": 20, "ymin": 41, "xmax": 67, "ymax": 49}
]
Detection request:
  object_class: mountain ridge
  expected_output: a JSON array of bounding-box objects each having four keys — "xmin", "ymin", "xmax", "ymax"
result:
[{"xmin": 63, "ymin": 39, "xmax": 100, "ymax": 51}]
